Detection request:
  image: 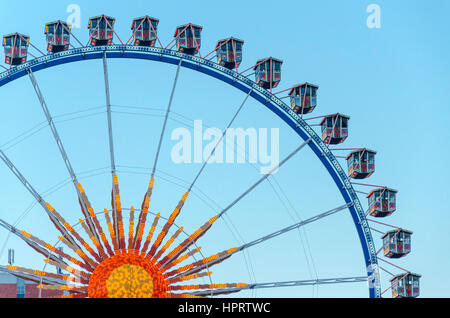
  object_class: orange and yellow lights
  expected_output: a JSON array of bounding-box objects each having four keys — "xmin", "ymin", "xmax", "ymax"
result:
[
  {"xmin": 106, "ymin": 264, "xmax": 154, "ymax": 298},
  {"xmin": 88, "ymin": 253, "xmax": 167, "ymax": 298},
  {"xmin": 3, "ymin": 176, "xmax": 246, "ymax": 298}
]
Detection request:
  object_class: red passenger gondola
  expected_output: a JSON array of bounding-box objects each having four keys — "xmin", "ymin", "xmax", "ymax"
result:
[
  {"xmin": 174, "ymin": 23, "xmax": 202, "ymax": 55},
  {"xmin": 45, "ymin": 21, "xmax": 70, "ymax": 53},
  {"xmin": 216, "ymin": 37, "xmax": 244, "ymax": 70},
  {"xmin": 367, "ymin": 187, "xmax": 397, "ymax": 217},
  {"xmin": 88, "ymin": 15, "xmax": 116, "ymax": 46},
  {"xmin": 254, "ymin": 57, "xmax": 282, "ymax": 90},
  {"xmin": 346, "ymin": 148, "xmax": 376, "ymax": 179},
  {"xmin": 320, "ymin": 113, "xmax": 350, "ymax": 144},
  {"xmin": 390, "ymin": 273, "xmax": 420, "ymax": 298},
  {"xmin": 289, "ymin": 83, "xmax": 318, "ymax": 115},
  {"xmin": 382, "ymin": 229, "xmax": 412, "ymax": 258},
  {"xmin": 2, "ymin": 33, "xmax": 29, "ymax": 66},
  {"xmin": 131, "ymin": 16, "xmax": 159, "ymax": 47}
]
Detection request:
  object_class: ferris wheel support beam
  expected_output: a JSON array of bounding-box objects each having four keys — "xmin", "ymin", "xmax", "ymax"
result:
[
  {"xmin": 0, "ymin": 218, "xmax": 64, "ymax": 266},
  {"xmin": 26, "ymin": 68, "xmax": 102, "ymax": 249},
  {"xmin": 189, "ymin": 276, "xmax": 369, "ymax": 296},
  {"xmin": 175, "ymin": 203, "xmax": 349, "ymax": 279},
  {"xmin": 102, "ymin": 52, "xmax": 116, "ymax": 174},
  {"xmin": 0, "ymin": 150, "xmax": 80, "ymax": 250},
  {"xmin": 236, "ymin": 203, "xmax": 351, "ymax": 252},
  {"xmin": 151, "ymin": 57, "xmax": 183, "ymax": 179},
  {"xmin": 0, "ymin": 265, "xmax": 68, "ymax": 286},
  {"xmin": 217, "ymin": 138, "xmax": 312, "ymax": 219},
  {"xmin": 0, "ymin": 46, "xmax": 381, "ymax": 298},
  {"xmin": 102, "ymin": 51, "xmax": 121, "ymax": 249}
]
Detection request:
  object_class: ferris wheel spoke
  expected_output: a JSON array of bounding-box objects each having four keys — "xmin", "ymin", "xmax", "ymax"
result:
[
  {"xmin": 102, "ymin": 52, "xmax": 116, "ymax": 174},
  {"xmin": 188, "ymin": 276, "xmax": 368, "ymax": 296},
  {"xmin": 237, "ymin": 203, "xmax": 350, "ymax": 252},
  {"xmin": 0, "ymin": 217, "xmax": 94, "ymax": 272},
  {"xmin": 0, "ymin": 150, "xmax": 80, "ymax": 250},
  {"xmin": 151, "ymin": 57, "xmax": 183, "ymax": 179},
  {"xmin": 188, "ymin": 89, "xmax": 253, "ymax": 192},
  {"xmin": 130, "ymin": 58, "xmax": 184, "ymax": 256},
  {"xmin": 0, "ymin": 218, "xmax": 64, "ymax": 266},
  {"xmin": 169, "ymin": 203, "xmax": 349, "ymax": 279},
  {"xmin": 3, "ymin": 263, "xmax": 88, "ymax": 285},
  {"xmin": 0, "ymin": 265, "xmax": 71, "ymax": 286},
  {"xmin": 26, "ymin": 68, "xmax": 103, "ymax": 253},
  {"xmin": 217, "ymin": 138, "xmax": 312, "ymax": 219}
]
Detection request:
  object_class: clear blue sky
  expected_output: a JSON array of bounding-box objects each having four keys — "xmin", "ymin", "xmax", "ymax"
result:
[{"xmin": 0, "ymin": 0, "xmax": 448, "ymax": 297}]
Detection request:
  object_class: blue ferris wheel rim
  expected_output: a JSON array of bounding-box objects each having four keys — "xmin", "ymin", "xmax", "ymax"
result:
[{"xmin": 0, "ymin": 45, "xmax": 381, "ymax": 298}]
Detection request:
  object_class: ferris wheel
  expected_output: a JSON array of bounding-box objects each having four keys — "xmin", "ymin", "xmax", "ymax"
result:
[{"xmin": 0, "ymin": 15, "xmax": 421, "ymax": 299}]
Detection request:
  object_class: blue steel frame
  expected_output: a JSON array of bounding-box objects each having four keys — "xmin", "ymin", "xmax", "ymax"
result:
[{"xmin": 0, "ymin": 45, "xmax": 381, "ymax": 298}]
